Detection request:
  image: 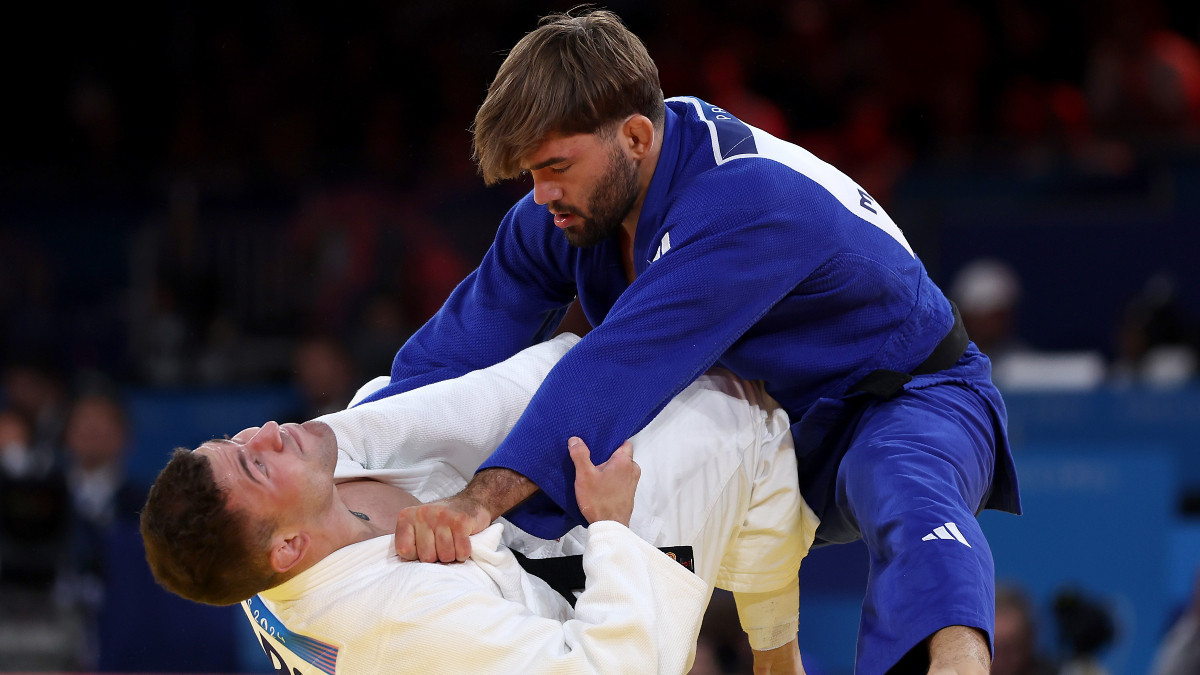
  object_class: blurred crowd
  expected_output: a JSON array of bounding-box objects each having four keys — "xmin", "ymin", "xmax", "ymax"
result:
[
  {"xmin": 0, "ymin": 369, "xmax": 141, "ymax": 669},
  {"xmin": 3, "ymin": 0, "xmax": 1200, "ymax": 391},
  {"xmin": 3, "ymin": 0, "xmax": 1200, "ymax": 672}
]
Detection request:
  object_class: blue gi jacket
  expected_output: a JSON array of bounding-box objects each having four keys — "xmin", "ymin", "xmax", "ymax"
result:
[{"xmin": 363, "ymin": 97, "xmax": 1018, "ymax": 539}]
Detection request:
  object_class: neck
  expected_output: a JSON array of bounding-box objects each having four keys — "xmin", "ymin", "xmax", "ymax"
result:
[
  {"xmin": 275, "ymin": 482, "xmax": 416, "ymax": 583},
  {"xmin": 618, "ymin": 126, "xmax": 664, "ymax": 283},
  {"xmin": 620, "ymin": 124, "xmax": 664, "ymax": 241}
]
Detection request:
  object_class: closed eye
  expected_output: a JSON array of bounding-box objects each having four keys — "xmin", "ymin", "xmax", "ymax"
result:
[
  {"xmin": 256, "ymin": 459, "xmax": 267, "ymax": 477},
  {"xmin": 551, "ymin": 165, "xmax": 570, "ymax": 174}
]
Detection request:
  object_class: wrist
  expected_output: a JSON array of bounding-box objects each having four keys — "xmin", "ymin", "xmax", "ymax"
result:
[{"xmin": 464, "ymin": 468, "xmax": 538, "ymax": 520}]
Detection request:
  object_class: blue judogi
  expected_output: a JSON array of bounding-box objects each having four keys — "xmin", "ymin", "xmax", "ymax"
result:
[{"xmin": 363, "ymin": 97, "xmax": 1020, "ymax": 673}]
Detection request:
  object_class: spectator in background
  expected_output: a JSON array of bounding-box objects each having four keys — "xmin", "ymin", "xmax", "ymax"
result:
[
  {"xmin": 950, "ymin": 258, "xmax": 1109, "ymax": 391},
  {"xmin": 1111, "ymin": 273, "xmax": 1199, "ymax": 387},
  {"xmin": 699, "ymin": 43, "xmax": 792, "ymax": 141},
  {"xmin": 0, "ymin": 406, "xmax": 79, "ymax": 671},
  {"xmin": 1053, "ymin": 590, "xmax": 1116, "ymax": 675},
  {"xmin": 63, "ymin": 392, "xmax": 145, "ymax": 536},
  {"xmin": 58, "ymin": 391, "xmax": 148, "ymax": 669},
  {"xmin": 1085, "ymin": 0, "xmax": 1200, "ymax": 141},
  {"xmin": 287, "ymin": 335, "xmax": 358, "ymax": 420},
  {"xmin": 992, "ymin": 584, "xmax": 1057, "ymax": 675},
  {"xmin": 0, "ymin": 407, "xmax": 70, "ymax": 588},
  {"xmin": 950, "ymin": 258, "xmax": 1025, "ymax": 364},
  {"xmin": 0, "ymin": 407, "xmax": 53, "ymax": 480},
  {"xmin": 349, "ymin": 293, "xmax": 413, "ymax": 377},
  {"xmin": 2, "ymin": 359, "xmax": 69, "ymax": 459}
]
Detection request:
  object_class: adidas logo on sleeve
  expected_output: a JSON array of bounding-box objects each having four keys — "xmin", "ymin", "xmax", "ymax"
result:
[{"xmin": 921, "ymin": 522, "xmax": 971, "ymax": 547}]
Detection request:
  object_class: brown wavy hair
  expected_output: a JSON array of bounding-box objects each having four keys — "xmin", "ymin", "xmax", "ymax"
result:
[
  {"xmin": 140, "ymin": 448, "xmax": 279, "ymax": 605},
  {"xmin": 472, "ymin": 8, "xmax": 664, "ymax": 184}
]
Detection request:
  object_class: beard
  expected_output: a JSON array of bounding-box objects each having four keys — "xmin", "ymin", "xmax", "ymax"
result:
[{"xmin": 554, "ymin": 145, "xmax": 641, "ymax": 248}]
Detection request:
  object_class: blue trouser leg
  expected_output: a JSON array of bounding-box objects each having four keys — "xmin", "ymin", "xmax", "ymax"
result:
[{"xmin": 836, "ymin": 384, "xmax": 999, "ymax": 674}]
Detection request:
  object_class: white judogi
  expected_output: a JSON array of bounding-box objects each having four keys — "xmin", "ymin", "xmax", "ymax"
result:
[
  {"xmin": 249, "ymin": 522, "xmax": 703, "ymax": 674},
  {"xmin": 242, "ymin": 334, "xmax": 817, "ymax": 674}
]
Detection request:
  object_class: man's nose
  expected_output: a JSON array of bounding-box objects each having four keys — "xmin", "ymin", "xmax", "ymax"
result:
[
  {"xmin": 532, "ymin": 179, "xmax": 563, "ymax": 205},
  {"xmin": 246, "ymin": 421, "xmax": 284, "ymax": 453}
]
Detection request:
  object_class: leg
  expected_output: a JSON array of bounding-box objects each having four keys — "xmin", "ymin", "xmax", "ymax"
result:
[
  {"xmin": 927, "ymin": 625, "xmax": 989, "ymax": 674},
  {"xmin": 889, "ymin": 626, "xmax": 989, "ymax": 675},
  {"xmin": 836, "ymin": 384, "xmax": 1000, "ymax": 674},
  {"xmin": 752, "ymin": 636, "xmax": 807, "ymax": 674}
]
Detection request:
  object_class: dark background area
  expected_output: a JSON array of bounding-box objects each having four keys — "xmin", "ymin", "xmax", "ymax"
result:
[{"xmin": 3, "ymin": 0, "xmax": 1199, "ymax": 383}]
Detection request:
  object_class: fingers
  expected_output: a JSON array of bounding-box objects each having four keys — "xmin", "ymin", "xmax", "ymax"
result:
[
  {"xmin": 571, "ymin": 437, "xmax": 639, "ymax": 526},
  {"xmin": 570, "ymin": 437, "xmax": 638, "ymax": 472},
  {"xmin": 452, "ymin": 524, "xmax": 472, "ymax": 563},
  {"xmin": 433, "ymin": 524, "xmax": 458, "ymax": 563},
  {"xmin": 609, "ymin": 441, "xmax": 639, "ymax": 475},
  {"xmin": 611, "ymin": 440, "xmax": 634, "ymax": 460},
  {"xmin": 599, "ymin": 441, "xmax": 640, "ymax": 480},
  {"xmin": 415, "ymin": 521, "xmax": 438, "ymax": 563},
  {"xmin": 567, "ymin": 436, "xmax": 592, "ymax": 471},
  {"xmin": 394, "ymin": 500, "xmax": 480, "ymax": 563},
  {"xmin": 395, "ymin": 519, "xmax": 416, "ymax": 560}
]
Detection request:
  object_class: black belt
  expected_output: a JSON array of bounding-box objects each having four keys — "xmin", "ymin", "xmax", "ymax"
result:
[
  {"xmin": 513, "ymin": 545, "xmax": 695, "ymax": 607},
  {"xmin": 845, "ymin": 302, "xmax": 968, "ymax": 399}
]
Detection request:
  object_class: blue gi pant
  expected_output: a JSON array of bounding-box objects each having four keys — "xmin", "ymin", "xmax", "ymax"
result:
[{"xmin": 796, "ymin": 348, "xmax": 1016, "ymax": 674}]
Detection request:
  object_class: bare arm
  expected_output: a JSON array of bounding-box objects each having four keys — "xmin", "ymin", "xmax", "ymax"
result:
[{"xmin": 395, "ymin": 467, "xmax": 538, "ymax": 562}]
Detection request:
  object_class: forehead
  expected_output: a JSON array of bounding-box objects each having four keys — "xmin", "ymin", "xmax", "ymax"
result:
[
  {"xmin": 193, "ymin": 440, "xmax": 239, "ymax": 482},
  {"xmin": 522, "ymin": 132, "xmax": 606, "ymax": 169}
]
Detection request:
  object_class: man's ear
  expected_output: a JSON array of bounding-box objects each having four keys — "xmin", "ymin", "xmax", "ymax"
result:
[
  {"xmin": 268, "ymin": 532, "xmax": 311, "ymax": 574},
  {"xmin": 620, "ymin": 115, "xmax": 656, "ymax": 159}
]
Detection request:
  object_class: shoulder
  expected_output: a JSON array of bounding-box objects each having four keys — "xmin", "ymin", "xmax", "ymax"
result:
[
  {"xmin": 663, "ymin": 100, "xmax": 842, "ymax": 218},
  {"xmin": 668, "ymin": 95, "xmax": 867, "ymax": 206},
  {"xmin": 659, "ymin": 162, "xmax": 838, "ymax": 246}
]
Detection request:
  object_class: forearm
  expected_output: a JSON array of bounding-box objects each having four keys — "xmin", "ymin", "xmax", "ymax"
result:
[{"xmin": 464, "ymin": 467, "xmax": 540, "ymax": 520}]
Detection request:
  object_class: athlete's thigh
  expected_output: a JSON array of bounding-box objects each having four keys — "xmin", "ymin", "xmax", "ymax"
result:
[{"xmin": 837, "ymin": 383, "xmax": 997, "ymax": 544}]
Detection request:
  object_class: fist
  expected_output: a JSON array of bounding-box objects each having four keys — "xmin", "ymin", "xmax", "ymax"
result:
[{"xmin": 394, "ymin": 495, "xmax": 490, "ymax": 563}]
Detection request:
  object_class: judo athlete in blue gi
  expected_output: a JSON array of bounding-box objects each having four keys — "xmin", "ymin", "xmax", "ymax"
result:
[{"xmin": 369, "ymin": 10, "xmax": 1021, "ymax": 674}]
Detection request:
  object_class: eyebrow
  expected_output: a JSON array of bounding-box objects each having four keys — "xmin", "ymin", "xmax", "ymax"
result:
[
  {"xmin": 527, "ymin": 156, "xmax": 569, "ymax": 171},
  {"xmin": 236, "ymin": 447, "xmax": 261, "ymax": 485}
]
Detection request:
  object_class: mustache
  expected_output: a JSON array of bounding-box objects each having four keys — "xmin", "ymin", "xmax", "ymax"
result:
[{"xmin": 548, "ymin": 202, "xmax": 583, "ymax": 217}]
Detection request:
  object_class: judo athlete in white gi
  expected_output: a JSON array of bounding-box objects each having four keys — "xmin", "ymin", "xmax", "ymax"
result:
[{"xmin": 140, "ymin": 334, "xmax": 818, "ymax": 674}]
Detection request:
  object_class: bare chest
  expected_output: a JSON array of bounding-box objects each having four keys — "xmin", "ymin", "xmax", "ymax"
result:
[{"xmin": 336, "ymin": 479, "xmax": 419, "ymax": 529}]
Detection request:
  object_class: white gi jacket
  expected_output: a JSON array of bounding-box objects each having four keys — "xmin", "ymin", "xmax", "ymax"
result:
[{"xmin": 242, "ymin": 334, "xmax": 817, "ymax": 674}]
